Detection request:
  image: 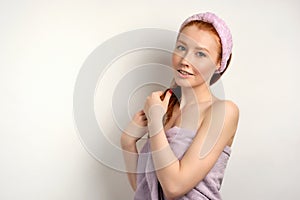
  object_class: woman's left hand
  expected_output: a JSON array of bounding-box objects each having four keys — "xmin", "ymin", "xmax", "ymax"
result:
[{"xmin": 143, "ymin": 90, "xmax": 172, "ymax": 123}]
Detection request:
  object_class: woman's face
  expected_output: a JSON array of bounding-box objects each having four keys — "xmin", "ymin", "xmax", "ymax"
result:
[{"xmin": 172, "ymin": 25, "xmax": 221, "ymax": 88}]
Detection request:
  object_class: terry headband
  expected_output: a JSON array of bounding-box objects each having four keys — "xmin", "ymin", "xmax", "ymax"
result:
[{"xmin": 179, "ymin": 12, "xmax": 233, "ymax": 73}]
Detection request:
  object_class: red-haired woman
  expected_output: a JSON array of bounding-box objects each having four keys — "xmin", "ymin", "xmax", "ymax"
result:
[{"xmin": 121, "ymin": 12, "xmax": 239, "ymax": 200}]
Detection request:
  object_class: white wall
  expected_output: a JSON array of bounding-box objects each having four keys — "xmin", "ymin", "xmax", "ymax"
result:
[{"xmin": 1, "ymin": 0, "xmax": 299, "ymax": 199}]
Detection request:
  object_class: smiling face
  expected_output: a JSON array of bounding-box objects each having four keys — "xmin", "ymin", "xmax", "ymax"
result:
[{"xmin": 172, "ymin": 24, "xmax": 222, "ymax": 88}]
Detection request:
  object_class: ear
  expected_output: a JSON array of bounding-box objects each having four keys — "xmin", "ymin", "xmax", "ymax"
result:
[{"xmin": 215, "ymin": 61, "xmax": 221, "ymax": 73}]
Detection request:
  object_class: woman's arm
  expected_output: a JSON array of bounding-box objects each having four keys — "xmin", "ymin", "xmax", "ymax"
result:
[
  {"xmin": 120, "ymin": 110, "xmax": 148, "ymax": 191},
  {"xmin": 120, "ymin": 133, "xmax": 139, "ymax": 191},
  {"xmin": 144, "ymin": 92, "xmax": 239, "ymax": 199}
]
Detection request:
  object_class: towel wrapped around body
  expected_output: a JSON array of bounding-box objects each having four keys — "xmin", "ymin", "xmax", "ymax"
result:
[{"xmin": 134, "ymin": 126, "xmax": 231, "ymax": 200}]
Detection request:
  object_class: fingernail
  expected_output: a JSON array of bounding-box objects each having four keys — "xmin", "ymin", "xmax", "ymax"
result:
[{"xmin": 168, "ymin": 89, "xmax": 173, "ymax": 94}]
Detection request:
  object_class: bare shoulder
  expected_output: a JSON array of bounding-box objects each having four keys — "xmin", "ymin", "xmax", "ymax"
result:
[
  {"xmin": 214, "ymin": 99, "xmax": 239, "ymax": 124},
  {"xmin": 202, "ymin": 99, "xmax": 239, "ymax": 144},
  {"xmin": 217, "ymin": 99, "xmax": 239, "ymax": 144},
  {"xmin": 222, "ymin": 100, "xmax": 239, "ymax": 145},
  {"xmin": 210, "ymin": 99, "xmax": 239, "ymax": 118},
  {"xmin": 222, "ymin": 99, "xmax": 239, "ymax": 117}
]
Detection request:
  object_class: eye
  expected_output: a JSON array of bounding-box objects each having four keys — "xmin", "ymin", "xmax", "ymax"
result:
[
  {"xmin": 176, "ymin": 45, "xmax": 186, "ymax": 51},
  {"xmin": 196, "ymin": 51, "xmax": 206, "ymax": 57}
]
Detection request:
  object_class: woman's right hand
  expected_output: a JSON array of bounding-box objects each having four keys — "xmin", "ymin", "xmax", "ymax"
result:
[{"xmin": 123, "ymin": 109, "xmax": 148, "ymax": 140}]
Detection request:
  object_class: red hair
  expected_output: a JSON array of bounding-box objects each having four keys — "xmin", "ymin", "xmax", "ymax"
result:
[{"xmin": 160, "ymin": 21, "xmax": 232, "ymax": 126}]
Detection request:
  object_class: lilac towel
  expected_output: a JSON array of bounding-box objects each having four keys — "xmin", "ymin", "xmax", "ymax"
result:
[{"xmin": 134, "ymin": 126, "xmax": 231, "ymax": 200}]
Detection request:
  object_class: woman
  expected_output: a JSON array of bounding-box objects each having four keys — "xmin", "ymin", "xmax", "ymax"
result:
[{"xmin": 121, "ymin": 12, "xmax": 239, "ymax": 200}]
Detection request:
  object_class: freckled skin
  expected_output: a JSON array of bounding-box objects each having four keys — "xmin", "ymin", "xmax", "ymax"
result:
[{"xmin": 172, "ymin": 25, "xmax": 221, "ymax": 88}]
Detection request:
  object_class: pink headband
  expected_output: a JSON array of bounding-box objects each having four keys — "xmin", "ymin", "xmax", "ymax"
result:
[{"xmin": 179, "ymin": 12, "xmax": 233, "ymax": 73}]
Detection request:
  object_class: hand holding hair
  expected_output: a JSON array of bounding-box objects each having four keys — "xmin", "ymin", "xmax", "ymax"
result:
[
  {"xmin": 143, "ymin": 89, "xmax": 173, "ymax": 137},
  {"xmin": 123, "ymin": 110, "xmax": 148, "ymax": 139}
]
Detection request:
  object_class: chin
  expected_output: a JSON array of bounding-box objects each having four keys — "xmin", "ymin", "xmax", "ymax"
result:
[
  {"xmin": 174, "ymin": 78, "xmax": 199, "ymax": 88},
  {"xmin": 174, "ymin": 76, "xmax": 208, "ymax": 88}
]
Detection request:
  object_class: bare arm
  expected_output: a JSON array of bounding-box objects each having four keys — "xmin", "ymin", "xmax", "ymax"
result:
[
  {"xmin": 120, "ymin": 110, "xmax": 148, "ymax": 191},
  {"xmin": 120, "ymin": 133, "xmax": 139, "ymax": 191},
  {"xmin": 147, "ymin": 99, "xmax": 239, "ymax": 199}
]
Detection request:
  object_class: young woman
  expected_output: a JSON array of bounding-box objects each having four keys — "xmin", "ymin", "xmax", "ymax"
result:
[{"xmin": 121, "ymin": 12, "xmax": 239, "ymax": 200}]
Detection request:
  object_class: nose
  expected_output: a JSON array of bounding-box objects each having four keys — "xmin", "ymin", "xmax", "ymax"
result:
[{"xmin": 179, "ymin": 52, "xmax": 192, "ymax": 68}]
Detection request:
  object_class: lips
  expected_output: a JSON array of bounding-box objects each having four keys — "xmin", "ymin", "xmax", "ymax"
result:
[{"xmin": 177, "ymin": 69, "xmax": 194, "ymax": 76}]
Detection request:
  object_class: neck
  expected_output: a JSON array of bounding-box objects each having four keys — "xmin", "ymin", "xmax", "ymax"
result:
[{"xmin": 179, "ymin": 82, "xmax": 216, "ymax": 109}]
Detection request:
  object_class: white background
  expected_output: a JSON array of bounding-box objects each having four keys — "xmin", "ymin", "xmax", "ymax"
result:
[{"xmin": 1, "ymin": 0, "xmax": 300, "ymax": 199}]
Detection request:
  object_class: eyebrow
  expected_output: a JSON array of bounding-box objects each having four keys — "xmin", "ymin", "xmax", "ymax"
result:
[{"xmin": 177, "ymin": 40, "xmax": 211, "ymax": 54}]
